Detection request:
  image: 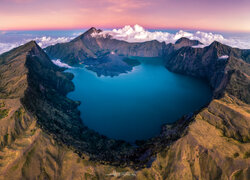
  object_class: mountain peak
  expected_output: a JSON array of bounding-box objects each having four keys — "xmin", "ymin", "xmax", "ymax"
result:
[
  {"xmin": 73, "ymin": 27, "xmax": 103, "ymax": 42},
  {"xmin": 175, "ymin": 37, "xmax": 202, "ymax": 45},
  {"xmin": 1, "ymin": 41, "xmax": 58, "ymax": 71},
  {"xmin": 24, "ymin": 40, "xmax": 37, "ymax": 47},
  {"xmin": 0, "ymin": 40, "xmax": 39, "ymax": 59},
  {"xmin": 175, "ymin": 37, "xmax": 189, "ymax": 44},
  {"xmin": 208, "ymin": 41, "xmax": 231, "ymax": 51},
  {"xmin": 20, "ymin": 40, "xmax": 39, "ymax": 51},
  {"xmin": 84, "ymin": 27, "xmax": 102, "ymax": 36},
  {"xmin": 209, "ymin": 41, "xmax": 223, "ymax": 47}
]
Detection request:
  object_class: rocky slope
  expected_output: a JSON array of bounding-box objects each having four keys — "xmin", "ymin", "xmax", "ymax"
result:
[{"xmin": 0, "ymin": 33, "xmax": 249, "ymax": 179}]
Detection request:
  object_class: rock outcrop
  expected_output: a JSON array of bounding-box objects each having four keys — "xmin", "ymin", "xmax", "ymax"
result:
[{"xmin": 174, "ymin": 37, "xmax": 203, "ymax": 49}]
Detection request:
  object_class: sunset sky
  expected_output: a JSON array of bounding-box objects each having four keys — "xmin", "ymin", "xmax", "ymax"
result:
[{"xmin": 0, "ymin": 0, "xmax": 250, "ymax": 32}]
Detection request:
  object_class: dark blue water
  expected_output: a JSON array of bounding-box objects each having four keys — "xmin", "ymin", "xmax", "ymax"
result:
[{"xmin": 67, "ymin": 58, "xmax": 212, "ymax": 142}]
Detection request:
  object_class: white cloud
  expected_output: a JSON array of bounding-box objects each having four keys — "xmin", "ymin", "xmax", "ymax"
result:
[
  {"xmin": 34, "ymin": 36, "xmax": 74, "ymax": 48},
  {"xmin": 97, "ymin": 25, "xmax": 250, "ymax": 49},
  {"xmin": 0, "ymin": 42, "xmax": 21, "ymax": 54},
  {"xmin": 72, "ymin": 32, "xmax": 82, "ymax": 36},
  {"xmin": 218, "ymin": 55, "xmax": 229, "ymax": 60},
  {"xmin": 52, "ymin": 59, "xmax": 72, "ymax": 68},
  {"xmin": 1, "ymin": 25, "xmax": 250, "ymax": 55},
  {"xmin": 0, "ymin": 36, "xmax": 74, "ymax": 55},
  {"xmin": 192, "ymin": 44, "xmax": 206, "ymax": 48}
]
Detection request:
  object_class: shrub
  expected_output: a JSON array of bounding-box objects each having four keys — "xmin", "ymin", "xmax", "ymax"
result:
[
  {"xmin": 0, "ymin": 109, "xmax": 9, "ymax": 119},
  {"xmin": 243, "ymin": 151, "xmax": 250, "ymax": 159},
  {"xmin": 233, "ymin": 152, "xmax": 239, "ymax": 158}
]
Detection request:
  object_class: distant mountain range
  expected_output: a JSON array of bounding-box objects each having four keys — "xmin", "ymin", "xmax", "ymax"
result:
[
  {"xmin": 44, "ymin": 27, "xmax": 250, "ymax": 78},
  {"xmin": 45, "ymin": 27, "xmax": 205, "ymax": 63},
  {"xmin": 45, "ymin": 27, "xmax": 166, "ymax": 64},
  {"xmin": 0, "ymin": 27, "xmax": 249, "ymax": 179},
  {"xmin": 44, "ymin": 28, "xmax": 204, "ymax": 76}
]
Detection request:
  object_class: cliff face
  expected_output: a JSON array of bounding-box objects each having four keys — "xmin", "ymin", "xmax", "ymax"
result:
[
  {"xmin": 166, "ymin": 41, "xmax": 250, "ymax": 103},
  {"xmin": 0, "ymin": 36, "xmax": 250, "ymax": 179}
]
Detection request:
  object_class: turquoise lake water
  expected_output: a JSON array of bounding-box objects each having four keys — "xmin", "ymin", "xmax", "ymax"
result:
[{"xmin": 67, "ymin": 58, "xmax": 212, "ymax": 142}]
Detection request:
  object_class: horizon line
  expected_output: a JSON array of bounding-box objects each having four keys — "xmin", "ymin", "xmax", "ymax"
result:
[{"xmin": 1, "ymin": 25, "xmax": 250, "ymax": 34}]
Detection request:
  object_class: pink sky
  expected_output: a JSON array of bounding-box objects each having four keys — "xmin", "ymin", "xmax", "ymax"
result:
[{"xmin": 0, "ymin": 0, "xmax": 250, "ymax": 32}]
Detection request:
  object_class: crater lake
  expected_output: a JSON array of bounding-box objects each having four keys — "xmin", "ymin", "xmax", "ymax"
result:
[{"xmin": 67, "ymin": 57, "xmax": 212, "ymax": 143}]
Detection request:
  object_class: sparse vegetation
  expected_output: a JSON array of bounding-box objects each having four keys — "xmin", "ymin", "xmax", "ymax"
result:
[
  {"xmin": 0, "ymin": 109, "xmax": 9, "ymax": 119},
  {"xmin": 15, "ymin": 108, "xmax": 23, "ymax": 120},
  {"xmin": 82, "ymin": 159, "xmax": 96, "ymax": 167},
  {"xmin": 0, "ymin": 101, "xmax": 5, "ymax": 108},
  {"xmin": 23, "ymin": 146, "xmax": 36, "ymax": 167},
  {"xmin": 11, "ymin": 164, "xmax": 19, "ymax": 171},
  {"xmin": 233, "ymin": 169, "xmax": 243, "ymax": 179},
  {"xmin": 30, "ymin": 129, "xmax": 36, "ymax": 136},
  {"xmin": 84, "ymin": 173, "xmax": 96, "ymax": 180},
  {"xmin": 233, "ymin": 152, "xmax": 239, "ymax": 158},
  {"xmin": 4, "ymin": 133, "xmax": 9, "ymax": 143},
  {"xmin": 243, "ymin": 151, "xmax": 250, "ymax": 159}
]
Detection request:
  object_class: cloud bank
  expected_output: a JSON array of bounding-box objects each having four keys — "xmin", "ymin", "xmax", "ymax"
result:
[
  {"xmin": 35, "ymin": 36, "xmax": 73, "ymax": 48},
  {"xmin": 1, "ymin": 25, "xmax": 250, "ymax": 55},
  {"xmin": 218, "ymin": 55, "xmax": 229, "ymax": 60},
  {"xmin": 0, "ymin": 36, "xmax": 74, "ymax": 55},
  {"xmin": 0, "ymin": 42, "xmax": 21, "ymax": 54},
  {"xmin": 99, "ymin": 25, "xmax": 250, "ymax": 49},
  {"xmin": 52, "ymin": 59, "xmax": 72, "ymax": 68}
]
